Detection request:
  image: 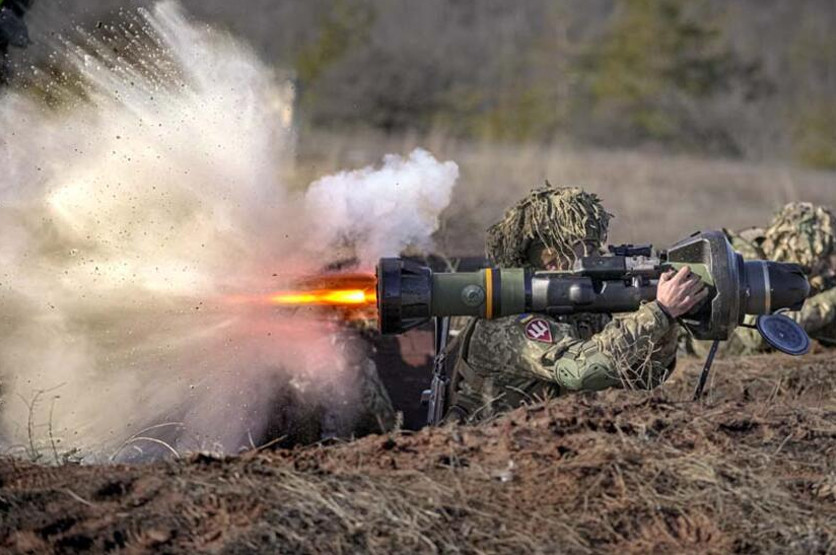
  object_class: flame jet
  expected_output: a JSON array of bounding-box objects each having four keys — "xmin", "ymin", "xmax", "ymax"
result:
[
  {"xmin": 250, "ymin": 273, "xmax": 378, "ymax": 324},
  {"xmin": 270, "ymin": 273, "xmax": 377, "ymax": 308}
]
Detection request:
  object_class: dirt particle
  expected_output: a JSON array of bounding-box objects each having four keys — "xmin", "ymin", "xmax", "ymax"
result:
[
  {"xmin": 95, "ymin": 479, "xmax": 133, "ymax": 499},
  {"xmin": 38, "ymin": 517, "xmax": 77, "ymax": 538},
  {"xmin": 437, "ymin": 454, "xmax": 469, "ymax": 468},
  {"xmin": 56, "ymin": 534, "xmax": 94, "ymax": 551},
  {"xmin": 719, "ymin": 418, "xmax": 760, "ymax": 433}
]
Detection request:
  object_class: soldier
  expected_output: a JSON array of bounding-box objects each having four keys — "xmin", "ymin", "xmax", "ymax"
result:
[
  {"xmin": 317, "ymin": 258, "xmax": 397, "ymax": 437},
  {"xmin": 442, "ymin": 186, "xmax": 707, "ymax": 423},
  {"xmin": 685, "ymin": 202, "xmax": 836, "ymax": 357}
]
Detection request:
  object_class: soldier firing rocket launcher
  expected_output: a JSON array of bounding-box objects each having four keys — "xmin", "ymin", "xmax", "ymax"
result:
[{"xmin": 376, "ymin": 230, "xmax": 812, "ymax": 406}]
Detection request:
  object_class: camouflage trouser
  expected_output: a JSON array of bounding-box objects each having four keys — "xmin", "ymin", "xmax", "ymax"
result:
[
  {"xmin": 350, "ymin": 357, "xmax": 396, "ymax": 436},
  {"xmin": 267, "ymin": 335, "xmax": 397, "ymax": 444}
]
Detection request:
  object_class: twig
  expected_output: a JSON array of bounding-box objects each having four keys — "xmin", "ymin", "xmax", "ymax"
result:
[
  {"xmin": 241, "ymin": 435, "xmax": 287, "ymax": 458},
  {"xmin": 64, "ymin": 488, "xmax": 95, "ymax": 507},
  {"xmin": 114, "ymin": 436, "xmax": 181, "ymax": 460},
  {"xmin": 772, "ymin": 432, "xmax": 794, "ymax": 456},
  {"xmin": 109, "ymin": 421, "xmax": 185, "ymax": 461},
  {"xmin": 16, "ymin": 383, "xmax": 67, "ymax": 462},
  {"xmin": 18, "ymin": 390, "xmax": 43, "ymax": 461},
  {"xmin": 48, "ymin": 397, "xmax": 59, "ymax": 465}
]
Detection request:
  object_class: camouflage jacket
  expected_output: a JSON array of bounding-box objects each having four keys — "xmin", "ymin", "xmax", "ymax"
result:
[
  {"xmin": 726, "ymin": 227, "xmax": 766, "ymax": 260},
  {"xmin": 444, "ymin": 302, "xmax": 678, "ymax": 422},
  {"xmin": 684, "ymin": 229, "xmax": 836, "ymax": 357}
]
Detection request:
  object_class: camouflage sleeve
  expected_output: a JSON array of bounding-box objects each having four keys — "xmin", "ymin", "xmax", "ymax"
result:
[
  {"xmin": 786, "ymin": 288, "xmax": 836, "ymax": 335},
  {"xmin": 724, "ymin": 227, "xmax": 766, "ymax": 261},
  {"xmin": 549, "ymin": 302, "xmax": 677, "ymax": 392},
  {"xmin": 467, "ymin": 302, "xmax": 676, "ymax": 394}
]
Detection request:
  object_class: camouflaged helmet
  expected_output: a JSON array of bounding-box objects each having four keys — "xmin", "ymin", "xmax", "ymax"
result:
[
  {"xmin": 761, "ymin": 203, "xmax": 835, "ymax": 274},
  {"xmin": 486, "ymin": 185, "xmax": 612, "ymax": 268}
]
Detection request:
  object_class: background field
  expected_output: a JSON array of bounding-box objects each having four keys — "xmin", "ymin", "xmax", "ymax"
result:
[{"xmin": 294, "ymin": 128, "xmax": 836, "ymax": 255}]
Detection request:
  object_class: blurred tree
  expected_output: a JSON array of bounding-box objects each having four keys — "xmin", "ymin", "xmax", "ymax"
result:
[
  {"xmin": 30, "ymin": 0, "xmax": 834, "ymax": 166},
  {"xmin": 294, "ymin": 0, "xmax": 375, "ymax": 116},
  {"xmin": 306, "ymin": 0, "xmax": 552, "ymax": 134},
  {"xmin": 794, "ymin": 103, "xmax": 836, "ymax": 169},
  {"xmin": 437, "ymin": 2, "xmax": 573, "ymax": 142},
  {"xmin": 579, "ymin": 0, "xmax": 766, "ymax": 154},
  {"xmin": 787, "ymin": 9, "xmax": 836, "ymax": 169}
]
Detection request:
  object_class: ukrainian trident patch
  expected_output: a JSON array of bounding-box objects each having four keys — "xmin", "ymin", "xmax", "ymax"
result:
[{"xmin": 524, "ymin": 318, "xmax": 553, "ymax": 343}]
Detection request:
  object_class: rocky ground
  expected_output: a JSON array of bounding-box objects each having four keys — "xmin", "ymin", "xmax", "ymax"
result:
[{"xmin": 2, "ymin": 352, "xmax": 835, "ymax": 554}]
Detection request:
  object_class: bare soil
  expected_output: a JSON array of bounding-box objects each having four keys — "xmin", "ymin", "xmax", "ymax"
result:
[{"xmin": 2, "ymin": 352, "xmax": 835, "ymax": 554}]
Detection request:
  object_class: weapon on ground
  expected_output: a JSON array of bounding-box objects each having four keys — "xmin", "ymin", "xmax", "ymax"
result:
[
  {"xmin": 375, "ymin": 230, "xmax": 811, "ymax": 420},
  {"xmin": 421, "ymin": 316, "xmax": 450, "ymax": 426}
]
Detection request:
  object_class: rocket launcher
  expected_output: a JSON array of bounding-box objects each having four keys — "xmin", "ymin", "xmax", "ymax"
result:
[
  {"xmin": 377, "ymin": 230, "xmax": 810, "ymax": 340},
  {"xmin": 378, "ymin": 230, "xmax": 812, "ymax": 416}
]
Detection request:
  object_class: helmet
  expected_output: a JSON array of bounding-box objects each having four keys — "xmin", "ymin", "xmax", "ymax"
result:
[
  {"xmin": 486, "ymin": 185, "xmax": 612, "ymax": 268},
  {"xmin": 762, "ymin": 202, "xmax": 834, "ymax": 273}
]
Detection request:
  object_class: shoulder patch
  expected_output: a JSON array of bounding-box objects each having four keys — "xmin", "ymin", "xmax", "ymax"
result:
[{"xmin": 524, "ymin": 318, "xmax": 554, "ymax": 343}]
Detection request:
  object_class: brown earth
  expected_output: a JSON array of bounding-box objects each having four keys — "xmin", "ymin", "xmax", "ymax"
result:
[{"xmin": 2, "ymin": 352, "xmax": 835, "ymax": 554}]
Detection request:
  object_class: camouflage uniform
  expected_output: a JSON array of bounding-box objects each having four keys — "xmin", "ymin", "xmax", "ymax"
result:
[
  {"xmin": 444, "ymin": 186, "xmax": 679, "ymax": 422},
  {"xmin": 281, "ymin": 256, "xmax": 396, "ymax": 439},
  {"xmin": 726, "ymin": 226, "xmax": 766, "ymax": 260},
  {"xmin": 350, "ymin": 352, "xmax": 397, "ymax": 435},
  {"xmin": 336, "ymin": 314, "xmax": 396, "ymax": 437},
  {"xmin": 764, "ymin": 203, "xmax": 836, "ymax": 347},
  {"xmin": 685, "ymin": 202, "xmax": 836, "ymax": 357}
]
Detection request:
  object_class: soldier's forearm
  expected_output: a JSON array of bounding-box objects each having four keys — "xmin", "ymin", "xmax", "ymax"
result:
[
  {"xmin": 553, "ymin": 303, "xmax": 674, "ymax": 391},
  {"xmin": 593, "ymin": 302, "xmax": 674, "ymax": 365}
]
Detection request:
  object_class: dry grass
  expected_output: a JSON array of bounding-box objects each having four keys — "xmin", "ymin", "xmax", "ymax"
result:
[
  {"xmin": 2, "ymin": 353, "xmax": 834, "ymax": 553},
  {"xmin": 292, "ymin": 129, "xmax": 836, "ymax": 255}
]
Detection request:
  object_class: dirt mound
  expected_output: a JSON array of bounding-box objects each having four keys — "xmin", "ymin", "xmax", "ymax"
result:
[{"xmin": 2, "ymin": 353, "xmax": 835, "ymax": 553}]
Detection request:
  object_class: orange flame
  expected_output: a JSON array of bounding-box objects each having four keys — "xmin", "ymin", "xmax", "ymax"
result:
[
  {"xmin": 270, "ymin": 288, "xmax": 376, "ymax": 307},
  {"xmin": 265, "ymin": 272, "xmax": 378, "ymax": 324},
  {"xmin": 224, "ymin": 273, "xmax": 377, "ymax": 326}
]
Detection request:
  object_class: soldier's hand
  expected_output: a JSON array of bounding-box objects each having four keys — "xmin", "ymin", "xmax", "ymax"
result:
[{"xmin": 657, "ymin": 266, "xmax": 709, "ymax": 318}]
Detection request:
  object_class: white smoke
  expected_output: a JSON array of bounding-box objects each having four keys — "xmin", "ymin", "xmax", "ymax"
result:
[
  {"xmin": 0, "ymin": 2, "xmax": 457, "ymax": 462},
  {"xmin": 305, "ymin": 149, "xmax": 459, "ymax": 268}
]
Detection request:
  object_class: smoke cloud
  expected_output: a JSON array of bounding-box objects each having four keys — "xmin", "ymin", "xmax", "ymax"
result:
[
  {"xmin": 0, "ymin": 2, "xmax": 457, "ymax": 461},
  {"xmin": 305, "ymin": 150, "xmax": 459, "ymax": 268}
]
